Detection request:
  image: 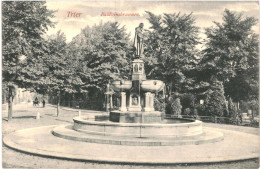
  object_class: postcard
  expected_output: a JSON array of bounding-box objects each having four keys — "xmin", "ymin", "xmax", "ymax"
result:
[{"xmin": 2, "ymin": 1, "xmax": 259, "ymax": 168}]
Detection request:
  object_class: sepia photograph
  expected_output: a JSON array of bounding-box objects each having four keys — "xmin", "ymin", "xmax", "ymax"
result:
[{"xmin": 2, "ymin": 1, "xmax": 260, "ymax": 168}]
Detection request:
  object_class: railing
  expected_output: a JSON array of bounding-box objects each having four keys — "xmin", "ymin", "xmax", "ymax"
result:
[{"xmin": 164, "ymin": 114, "xmax": 259, "ymax": 127}]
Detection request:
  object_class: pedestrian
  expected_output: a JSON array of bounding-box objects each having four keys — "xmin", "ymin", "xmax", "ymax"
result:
[
  {"xmin": 33, "ymin": 97, "xmax": 39, "ymax": 106},
  {"xmin": 42, "ymin": 99, "xmax": 45, "ymax": 108}
]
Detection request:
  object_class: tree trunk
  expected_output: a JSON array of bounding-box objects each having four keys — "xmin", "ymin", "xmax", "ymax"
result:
[
  {"xmin": 62, "ymin": 92, "xmax": 65, "ymax": 106},
  {"xmin": 169, "ymin": 82, "xmax": 173, "ymax": 96},
  {"xmin": 8, "ymin": 86, "xmax": 13, "ymax": 121},
  {"xmin": 3, "ymin": 89, "xmax": 6, "ymax": 104},
  {"xmin": 68, "ymin": 93, "xmax": 71, "ymax": 107},
  {"xmin": 72, "ymin": 93, "xmax": 74, "ymax": 108},
  {"xmin": 105, "ymin": 95, "xmax": 108, "ymax": 112},
  {"xmin": 57, "ymin": 93, "xmax": 60, "ymax": 117}
]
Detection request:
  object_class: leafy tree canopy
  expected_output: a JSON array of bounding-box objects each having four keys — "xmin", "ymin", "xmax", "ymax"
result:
[
  {"xmin": 200, "ymin": 9, "xmax": 259, "ymax": 102},
  {"xmin": 144, "ymin": 11, "xmax": 200, "ymax": 95},
  {"xmin": 69, "ymin": 22, "xmax": 131, "ymax": 92},
  {"xmin": 2, "ymin": 1, "xmax": 55, "ymax": 88}
]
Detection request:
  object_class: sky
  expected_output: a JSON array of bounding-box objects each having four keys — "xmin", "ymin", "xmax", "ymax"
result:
[{"xmin": 46, "ymin": 1, "xmax": 259, "ymax": 46}]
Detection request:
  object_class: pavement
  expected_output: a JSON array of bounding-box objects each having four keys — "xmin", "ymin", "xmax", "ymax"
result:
[
  {"xmin": 3, "ymin": 125, "xmax": 259, "ymax": 164},
  {"xmin": 2, "ymin": 102, "xmax": 260, "ymax": 165}
]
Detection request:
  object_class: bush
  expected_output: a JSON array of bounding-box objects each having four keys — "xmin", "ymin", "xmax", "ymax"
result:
[
  {"xmin": 184, "ymin": 108, "xmax": 191, "ymax": 116},
  {"xmin": 239, "ymin": 100, "xmax": 249, "ymax": 112},
  {"xmin": 171, "ymin": 98, "xmax": 182, "ymax": 116},
  {"xmin": 165, "ymin": 103, "xmax": 172, "ymax": 115},
  {"xmin": 250, "ymin": 119, "xmax": 259, "ymax": 128},
  {"xmin": 154, "ymin": 96, "xmax": 166, "ymax": 112},
  {"xmin": 247, "ymin": 100, "xmax": 259, "ymax": 117},
  {"xmin": 193, "ymin": 108, "xmax": 198, "ymax": 116},
  {"xmin": 165, "ymin": 96, "xmax": 173, "ymax": 115},
  {"xmin": 228, "ymin": 98, "xmax": 240, "ymax": 124},
  {"xmin": 180, "ymin": 94, "xmax": 195, "ymax": 111},
  {"xmin": 195, "ymin": 104, "xmax": 207, "ymax": 116},
  {"xmin": 204, "ymin": 78, "xmax": 228, "ymax": 117}
]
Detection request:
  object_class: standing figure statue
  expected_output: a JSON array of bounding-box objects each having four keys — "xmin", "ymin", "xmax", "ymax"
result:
[{"xmin": 133, "ymin": 23, "xmax": 149, "ymax": 58}]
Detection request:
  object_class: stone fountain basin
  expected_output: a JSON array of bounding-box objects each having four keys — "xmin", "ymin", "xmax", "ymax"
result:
[
  {"xmin": 141, "ymin": 80, "xmax": 165, "ymax": 92},
  {"xmin": 73, "ymin": 115, "xmax": 203, "ymax": 138},
  {"xmin": 111, "ymin": 80, "xmax": 132, "ymax": 92}
]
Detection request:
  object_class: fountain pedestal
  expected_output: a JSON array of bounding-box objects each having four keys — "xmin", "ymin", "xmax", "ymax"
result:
[
  {"xmin": 132, "ymin": 59, "xmax": 146, "ymax": 81},
  {"xmin": 109, "ymin": 58, "xmax": 165, "ymax": 124},
  {"xmin": 150, "ymin": 93, "xmax": 155, "ymax": 111},
  {"xmin": 144, "ymin": 92, "xmax": 155, "ymax": 111},
  {"xmin": 119, "ymin": 92, "xmax": 127, "ymax": 112}
]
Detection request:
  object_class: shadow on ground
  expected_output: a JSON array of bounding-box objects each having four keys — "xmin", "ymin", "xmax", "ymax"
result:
[
  {"xmin": 45, "ymin": 114, "xmax": 57, "ymax": 117},
  {"xmin": 55, "ymin": 118, "xmax": 73, "ymax": 124},
  {"xmin": 2, "ymin": 116, "xmax": 41, "ymax": 121}
]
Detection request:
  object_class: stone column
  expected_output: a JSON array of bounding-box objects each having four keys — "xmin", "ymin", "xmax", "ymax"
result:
[
  {"xmin": 110, "ymin": 95, "xmax": 113, "ymax": 109},
  {"xmin": 105, "ymin": 95, "xmax": 109, "ymax": 112},
  {"xmin": 144, "ymin": 92, "xmax": 151, "ymax": 112},
  {"xmin": 120, "ymin": 92, "xmax": 127, "ymax": 112},
  {"xmin": 149, "ymin": 93, "xmax": 155, "ymax": 111}
]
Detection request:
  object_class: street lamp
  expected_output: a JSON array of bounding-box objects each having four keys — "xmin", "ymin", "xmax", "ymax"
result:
[{"xmin": 104, "ymin": 81, "xmax": 114, "ymax": 112}]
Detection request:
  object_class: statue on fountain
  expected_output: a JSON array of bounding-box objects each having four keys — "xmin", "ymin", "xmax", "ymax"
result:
[{"xmin": 133, "ymin": 23, "xmax": 150, "ymax": 58}]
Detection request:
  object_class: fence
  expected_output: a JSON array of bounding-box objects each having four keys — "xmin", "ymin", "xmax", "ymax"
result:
[{"xmin": 164, "ymin": 114, "xmax": 259, "ymax": 127}]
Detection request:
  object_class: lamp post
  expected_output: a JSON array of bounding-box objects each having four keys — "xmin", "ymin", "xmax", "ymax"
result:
[{"xmin": 104, "ymin": 81, "xmax": 114, "ymax": 112}]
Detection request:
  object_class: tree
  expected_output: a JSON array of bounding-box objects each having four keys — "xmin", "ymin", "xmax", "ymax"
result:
[
  {"xmin": 42, "ymin": 31, "xmax": 77, "ymax": 116},
  {"xmin": 43, "ymin": 31, "xmax": 89, "ymax": 115},
  {"xmin": 66, "ymin": 22, "xmax": 131, "ymax": 109},
  {"xmin": 144, "ymin": 12, "xmax": 200, "ymax": 96},
  {"xmin": 201, "ymin": 9, "xmax": 259, "ymax": 102},
  {"xmin": 2, "ymin": 1, "xmax": 55, "ymax": 120}
]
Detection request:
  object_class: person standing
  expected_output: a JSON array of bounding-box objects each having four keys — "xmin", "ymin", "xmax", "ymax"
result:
[{"xmin": 42, "ymin": 99, "xmax": 45, "ymax": 108}]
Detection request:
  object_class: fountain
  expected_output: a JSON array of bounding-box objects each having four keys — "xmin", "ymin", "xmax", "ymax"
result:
[
  {"xmin": 67, "ymin": 57, "xmax": 206, "ymax": 143},
  {"xmin": 52, "ymin": 23, "xmax": 223, "ymax": 146}
]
